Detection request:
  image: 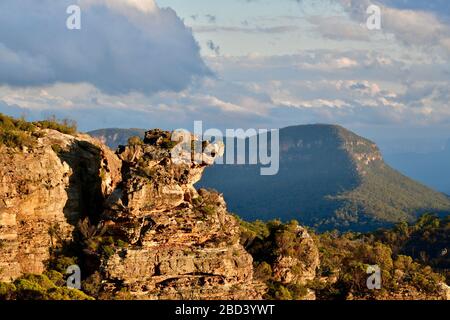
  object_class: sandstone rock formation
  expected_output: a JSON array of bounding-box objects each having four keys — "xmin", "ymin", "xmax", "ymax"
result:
[
  {"xmin": 0, "ymin": 129, "xmax": 120, "ymax": 281},
  {"xmin": 0, "ymin": 127, "xmax": 263, "ymax": 299},
  {"xmin": 99, "ymin": 130, "xmax": 261, "ymax": 299}
]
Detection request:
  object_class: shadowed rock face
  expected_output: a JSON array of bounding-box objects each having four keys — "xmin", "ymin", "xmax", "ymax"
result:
[{"xmin": 0, "ymin": 130, "xmax": 121, "ymax": 281}]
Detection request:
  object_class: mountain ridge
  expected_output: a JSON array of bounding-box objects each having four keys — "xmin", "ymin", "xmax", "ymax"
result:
[
  {"xmin": 200, "ymin": 124, "xmax": 450, "ymax": 231},
  {"xmin": 88, "ymin": 124, "xmax": 450, "ymax": 231}
]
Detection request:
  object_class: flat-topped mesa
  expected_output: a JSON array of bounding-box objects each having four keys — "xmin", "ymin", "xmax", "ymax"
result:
[{"xmin": 100, "ymin": 130, "xmax": 261, "ymax": 299}]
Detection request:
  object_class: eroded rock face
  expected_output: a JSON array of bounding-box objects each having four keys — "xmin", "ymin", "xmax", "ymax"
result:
[
  {"xmin": 0, "ymin": 128, "xmax": 262, "ymax": 299},
  {"xmin": 100, "ymin": 130, "xmax": 262, "ymax": 299},
  {"xmin": 0, "ymin": 129, "xmax": 121, "ymax": 281},
  {"xmin": 0, "ymin": 142, "xmax": 71, "ymax": 280}
]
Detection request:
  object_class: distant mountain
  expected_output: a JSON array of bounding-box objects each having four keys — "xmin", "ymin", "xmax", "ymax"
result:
[
  {"xmin": 88, "ymin": 125, "xmax": 450, "ymax": 232},
  {"xmin": 384, "ymin": 143, "xmax": 450, "ymax": 196},
  {"xmin": 198, "ymin": 125, "xmax": 450, "ymax": 231},
  {"xmin": 88, "ymin": 128, "xmax": 146, "ymax": 149}
]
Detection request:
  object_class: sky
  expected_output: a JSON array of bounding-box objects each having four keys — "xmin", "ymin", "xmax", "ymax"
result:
[{"xmin": 0, "ymin": 0, "xmax": 450, "ymax": 153}]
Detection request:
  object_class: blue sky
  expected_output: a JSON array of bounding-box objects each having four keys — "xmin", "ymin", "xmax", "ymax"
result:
[
  {"xmin": 0, "ymin": 0, "xmax": 450, "ymax": 153},
  {"xmin": 156, "ymin": 0, "xmax": 367, "ymax": 56}
]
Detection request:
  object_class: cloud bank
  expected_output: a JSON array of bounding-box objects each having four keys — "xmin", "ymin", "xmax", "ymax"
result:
[{"xmin": 0, "ymin": 0, "xmax": 210, "ymax": 94}]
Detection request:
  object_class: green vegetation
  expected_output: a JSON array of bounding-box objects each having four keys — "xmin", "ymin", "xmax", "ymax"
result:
[
  {"xmin": 332, "ymin": 166, "xmax": 450, "ymax": 226},
  {"xmin": 373, "ymin": 214, "xmax": 450, "ymax": 283},
  {"xmin": 238, "ymin": 218, "xmax": 318, "ymax": 299},
  {"xmin": 266, "ymin": 281, "xmax": 308, "ymax": 300},
  {"xmin": 193, "ymin": 190, "xmax": 222, "ymax": 218},
  {"xmin": 0, "ymin": 113, "xmax": 78, "ymax": 148},
  {"xmin": 239, "ymin": 215, "xmax": 448, "ymax": 300},
  {"xmin": 160, "ymin": 138, "xmax": 179, "ymax": 150},
  {"xmin": 49, "ymin": 256, "xmax": 79, "ymax": 274},
  {"xmin": 81, "ymin": 272, "xmax": 103, "ymax": 297},
  {"xmin": 0, "ymin": 273, "xmax": 93, "ymax": 300},
  {"xmin": 33, "ymin": 116, "xmax": 77, "ymax": 135},
  {"xmin": 312, "ymin": 229, "xmax": 445, "ymax": 299},
  {"xmin": 78, "ymin": 217, "xmax": 128, "ymax": 258},
  {"xmin": 0, "ymin": 113, "xmax": 36, "ymax": 148}
]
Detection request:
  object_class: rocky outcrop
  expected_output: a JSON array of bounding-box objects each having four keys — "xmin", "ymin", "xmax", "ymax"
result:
[
  {"xmin": 0, "ymin": 129, "xmax": 121, "ymax": 281},
  {"xmin": 271, "ymin": 225, "xmax": 319, "ymax": 287},
  {"xmin": 99, "ymin": 130, "xmax": 261, "ymax": 299},
  {"xmin": 0, "ymin": 126, "xmax": 262, "ymax": 299},
  {"xmin": 269, "ymin": 225, "xmax": 319, "ymax": 300}
]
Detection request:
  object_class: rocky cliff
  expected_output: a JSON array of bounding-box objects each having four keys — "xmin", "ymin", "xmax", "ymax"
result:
[
  {"xmin": 0, "ymin": 125, "xmax": 264, "ymax": 299},
  {"xmin": 0, "ymin": 129, "xmax": 120, "ymax": 282}
]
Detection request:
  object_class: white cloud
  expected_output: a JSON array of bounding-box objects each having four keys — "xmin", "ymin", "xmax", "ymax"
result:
[
  {"xmin": 0, "ymin": 0, "xmax": 209, "ymax": 94},
  {"xmin": 337, "ymin": 0, "xmax": 450, "ymax": 56},
  {"xmin": 382, "ymin": 7, "xmax": 448, "ymax": 47},
  {"xmin": 308, "ymin": 16, "xmax": 370, "ymax": 41},
  {"xmin": 1, "ymin": 0, "xmax": 450, "ymax": 136},
  {"xmin": 298, "ymin": 57, "xmax": 358, "ymax": 70},
  {"xmin": 440, "ymin": 38, "xmax": 450, "ymax": 53},
  {"xmin": 82, "ymin": 0, "xmax": 158, "ymax": 14}
]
